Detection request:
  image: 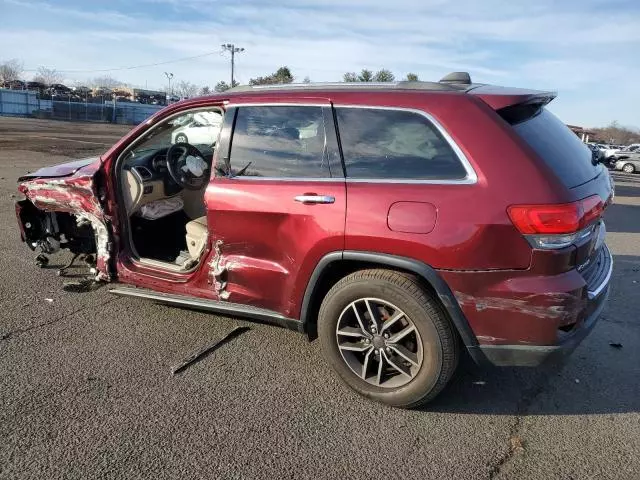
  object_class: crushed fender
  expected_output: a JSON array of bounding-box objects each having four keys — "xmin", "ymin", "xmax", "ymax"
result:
[{"xmin": 18, "ymin": 174, "xmax": 112, "ymax": 281}]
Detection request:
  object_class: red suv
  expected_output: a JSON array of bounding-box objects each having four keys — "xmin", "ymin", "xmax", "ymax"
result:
[{"xmin": 15, "ymin": 73, "xmax": 614, "ymax": 408}]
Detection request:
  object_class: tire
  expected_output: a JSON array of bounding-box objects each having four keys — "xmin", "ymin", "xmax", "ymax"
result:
[
  {"xmin": 318, "ymin": 269, "xmax": 459, "ymax": 408},
  {"xmin": 175, "ymin": 133, "xmax": 188, "ymax": 144},
  {"xmin": 622, "ymin": 163, "xmax": 635, "ymax": 174}
]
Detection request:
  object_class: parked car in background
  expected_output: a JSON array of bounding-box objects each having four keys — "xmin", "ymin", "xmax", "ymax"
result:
[
  {"xmin": 611, "ymin": 144, "xmax": 640, "ymax": 159},
  {"xmin": 170, "ymin": 111, "xmax": 223, "ymax": 144},
  {"xmin": 599, "ymin": 144, "xmax": 622, "ymax": 159},
  {"xmin": 614, "ymin": 151, "xmax": 640, "ymax": 173},
  {"xmin": 14, "ymin": 73, "xmax": 614, "ymax": 408}
]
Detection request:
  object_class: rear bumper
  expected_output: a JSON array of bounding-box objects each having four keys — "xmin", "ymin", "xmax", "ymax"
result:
[
  {"xmin": 470, "ymin": 285, "xmax": 608, "ymax": 366},
  {"xmin": 468, "ymin": 246, "xmax": 612, "ymax": 367},
  {"xmin": 439, "ymin": 243, "xmax": 613, "ymax": 367}
]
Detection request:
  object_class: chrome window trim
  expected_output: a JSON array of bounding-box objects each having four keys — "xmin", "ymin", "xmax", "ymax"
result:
[
  {"xmin": 226, "ymin": 103, "xmax": 334, "ymax": 180},
  {"xmin": 228, "ymin": 102, "xmax": 330, "ymax": 108},
  {"xmin": 334, "ymin": 104, "xmax": 478, "ymax": 185},
  {"xmin": 228, "ymin": 177, "xmax": 341, "ymax": 182},
  {"xmin": 222, "ymin": 102, "xmax": 478, "ymax": 184}
]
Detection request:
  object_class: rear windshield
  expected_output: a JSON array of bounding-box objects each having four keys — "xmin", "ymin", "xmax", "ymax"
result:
[{"xmin": 505, "ymin": 107, "xmax": 601, "ymax": 188}]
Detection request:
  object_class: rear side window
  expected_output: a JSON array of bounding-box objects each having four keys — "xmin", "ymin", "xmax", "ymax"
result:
[
  {"xmin": 229, "ymin": 106, "xmax": 328, "ymax": 178},
  {"xmin": 507, "ymin": 108, "xmax": 601, "ymax": 189},
  {"xmin": 334, "ymin": 108, "xmax": 467, "ymax": 180}
]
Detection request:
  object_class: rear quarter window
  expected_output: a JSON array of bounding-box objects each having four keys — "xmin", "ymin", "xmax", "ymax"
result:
[
  {"xmin": 508, "ymin": 108, "xmax": 602, "ymax": 189},
  {"xmin": 334, "ymin": 107, "xmax": 468, "ymax": 180}
]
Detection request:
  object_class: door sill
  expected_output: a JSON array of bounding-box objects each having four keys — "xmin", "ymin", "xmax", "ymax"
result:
[
  {"xmin": 109, "ymin": 286, "xmax": 304, "ymax": 332},
  {"xmin": 136, "ymin": 256, "xmax": 198, "ymax": 273}
]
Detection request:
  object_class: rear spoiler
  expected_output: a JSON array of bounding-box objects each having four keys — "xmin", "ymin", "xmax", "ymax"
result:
[{"xmin": 467, "ymin": 85, "xmax": 556, "ymax": 111}]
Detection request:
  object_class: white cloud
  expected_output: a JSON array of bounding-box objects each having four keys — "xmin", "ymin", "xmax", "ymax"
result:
[{"xmin": 1, "ymin": 0, "xmax": 638, "ymax": 127}]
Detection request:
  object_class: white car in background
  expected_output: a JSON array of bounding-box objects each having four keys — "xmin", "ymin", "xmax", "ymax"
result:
[
  {"xmin": 599, "ymin": 144, "xmax": 623, "ymax": 159},
  {"xmin": 171, "ymin": 111, "xmax": 223, "ymax": 145}
]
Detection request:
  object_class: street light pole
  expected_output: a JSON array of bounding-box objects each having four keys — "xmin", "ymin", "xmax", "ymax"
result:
[
  {"xmin": 164, "ymin": 72, "xmax": 174, "ymax": 103},
  {"xmin": 221, "ymin": 43, "xmax": 244, "ymax": 87}
]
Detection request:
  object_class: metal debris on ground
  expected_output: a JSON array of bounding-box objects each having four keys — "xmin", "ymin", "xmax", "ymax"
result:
[
  {"xmin": 171, "ymin": 326, "xmax": 250, "ymax": 375},
  {"xmin": 509, "ymin": 435, "xmax": 525, "ymax": 453},
  {"xmin": 63, "ymin": 279, "xmax": 103, "ymax": 293},
  {"xmin": 44, "ymin": 298, "xmax": 53, "ymax": 303},
  {"xmin": 609, "ymin": 342, "xmax": 623, "ymax": 349}
]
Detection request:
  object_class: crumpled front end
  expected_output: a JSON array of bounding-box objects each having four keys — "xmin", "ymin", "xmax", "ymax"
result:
[{"xmin": 16, "ymin": 173, "xmax": 113, "ymax": 281}]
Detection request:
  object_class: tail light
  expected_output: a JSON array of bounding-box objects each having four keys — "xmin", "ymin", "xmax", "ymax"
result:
[{"xmin": 508, "ymin": 195, "xmax": 604, "ymax": 249}]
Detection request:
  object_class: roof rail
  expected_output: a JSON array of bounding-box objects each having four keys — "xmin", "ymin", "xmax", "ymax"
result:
[{"xmin": 226, "ymin": 80, "xmax": 467, "ymax": 93}]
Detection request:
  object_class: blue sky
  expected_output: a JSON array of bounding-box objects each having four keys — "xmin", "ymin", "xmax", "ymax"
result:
[{"xmin": 2, "ymin": 0, "xmax": 639, "ymax": 128}]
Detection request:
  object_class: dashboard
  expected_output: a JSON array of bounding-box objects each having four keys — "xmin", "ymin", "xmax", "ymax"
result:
[{"xmin": 122, "ymin": 145, "xmax": 214, "ymax": 214}]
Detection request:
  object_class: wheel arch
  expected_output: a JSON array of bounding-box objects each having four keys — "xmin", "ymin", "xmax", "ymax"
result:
[{"xmin": 300, "ymin": 251, "xmax": 479, "ymax": 351}]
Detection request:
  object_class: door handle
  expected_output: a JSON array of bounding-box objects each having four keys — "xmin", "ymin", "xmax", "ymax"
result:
[{"xmin": 294, "ymin": 195, "xmax": 335, "ymax": 204}]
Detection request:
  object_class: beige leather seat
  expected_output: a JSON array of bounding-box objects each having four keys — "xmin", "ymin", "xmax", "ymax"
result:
[{"xmin": 185, "ymin": 216, "xmax": 208, "ymax": 260}]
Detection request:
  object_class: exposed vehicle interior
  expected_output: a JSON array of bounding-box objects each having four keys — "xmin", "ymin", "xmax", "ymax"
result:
[{"xmin": 118, "ymin": 108, "xmax": 223, "ymax": 270}]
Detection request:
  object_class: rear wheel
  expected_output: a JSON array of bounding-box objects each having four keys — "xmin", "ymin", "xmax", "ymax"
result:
[
  {"xmin": 622, "ymin": 163, "xmax": 635, "ymax": 174},
  {"xmin": 318, "ymin": 269, "xmax": 459, "ymax": 408}
]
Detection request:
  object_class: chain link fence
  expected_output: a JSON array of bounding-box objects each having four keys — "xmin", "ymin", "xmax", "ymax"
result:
[{"xmin": 0, "ymin": 89, "xmax": 163, "ymax": 125}]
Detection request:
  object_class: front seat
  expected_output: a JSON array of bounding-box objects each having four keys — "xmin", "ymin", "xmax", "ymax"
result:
[{"xmin": 185, "ymin": 216, "xmax": 208, "ymax": 260}]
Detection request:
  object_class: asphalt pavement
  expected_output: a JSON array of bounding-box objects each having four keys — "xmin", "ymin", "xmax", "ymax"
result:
[{"xmin": 0, "ymin": 117, "xmax": 638, "ymax": 479}]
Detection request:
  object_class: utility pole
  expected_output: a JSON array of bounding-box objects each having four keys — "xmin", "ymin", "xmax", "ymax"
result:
[
  {"xmin": 164, "ymin": 72, "xmax": 174, "ymax": 103},
  {"xmin": 221, "ymin": 43, "xmax": 244, "ymax": 87}
]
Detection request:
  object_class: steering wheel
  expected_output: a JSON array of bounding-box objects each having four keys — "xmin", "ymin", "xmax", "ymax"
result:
[{"xmin": 166, "ymin": 143, "xmax": 210, "ymax": 190}]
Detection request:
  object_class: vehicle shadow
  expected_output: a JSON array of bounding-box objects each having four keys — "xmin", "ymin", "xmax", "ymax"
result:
[{"xmin": 426, "ymin": 253, "xmax": 640, "ymax": 416}]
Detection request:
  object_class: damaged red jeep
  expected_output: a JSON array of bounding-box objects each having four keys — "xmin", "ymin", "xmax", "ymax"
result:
[{"xmin": 15, "ymin": 73, "xmax": 614, "ymax": 408}]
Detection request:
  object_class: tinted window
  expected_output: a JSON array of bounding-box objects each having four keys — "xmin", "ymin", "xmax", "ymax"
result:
[
  {"xmin": 229, "ymin": 106, "xmax": 328, "ymax": 178},
  {"xmin": 335, "ymin": 108, "xmax": 467, "ymax": 180},
  {"xmin": 509, "ymin": 108, "xmax": 601, "ymax": 188}
]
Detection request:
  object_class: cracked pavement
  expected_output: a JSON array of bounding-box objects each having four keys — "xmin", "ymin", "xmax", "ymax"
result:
[{"xmin": 0, "ymin": 117, "xmax": 639, "ymax": 479}]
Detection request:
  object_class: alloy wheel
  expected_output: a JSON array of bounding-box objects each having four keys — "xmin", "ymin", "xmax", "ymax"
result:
[{"xmin": 336, "ymin": 297, "xmax": 423, "ymax": 388}]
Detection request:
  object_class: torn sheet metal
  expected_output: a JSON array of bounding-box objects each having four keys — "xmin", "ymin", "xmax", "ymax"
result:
[
  {"xmin": 18, "ymin": 175, "xmax": 112, "ymax": 281},
  {"xmin": 209, "ymin": 240, "xmax": 230, "ymax": 299},
  {"xmin": 171, "ymin": 326, "xmax": 249, "ymax": 374}
]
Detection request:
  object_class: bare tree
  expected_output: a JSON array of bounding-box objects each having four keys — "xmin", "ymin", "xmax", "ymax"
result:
[
  {"xmin": 592, "ymin": 121, "xmax": 640, "ymax": 145},
  {"xmin": 302, "ymin": 76, "xmax": 311, "ymax": 84},
  {"xmin": 175, "ymin": 80, "xmax": 199, "ymax": 98},
  {"xmin": 33, "ymin": 67, "xmax": 64, "ymax": 86},
  {"xmin": 199, "ymin": 86, "xmax": 211, "ymax": 95},
  {"xmin": 0, "ymin": 59, "xmax": 24, "ymax": 84},
  {"xmin": 92, "ymin": 75, "xmax": 120, "ymax": 89}
]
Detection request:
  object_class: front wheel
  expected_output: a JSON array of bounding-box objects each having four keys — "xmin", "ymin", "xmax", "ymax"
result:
[
  {"xmin": 622, "ymin": 163, "xmax": 636, "ymax": 174},
  {"xmin": 318, "ymin": 269, "xmax": 459, "ymax": 408}
]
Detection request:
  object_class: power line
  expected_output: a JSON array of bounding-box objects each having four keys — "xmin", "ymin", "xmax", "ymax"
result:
[{"xmin": 23, "ymin": 50, "xmax": 222, "ymax": 74}]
